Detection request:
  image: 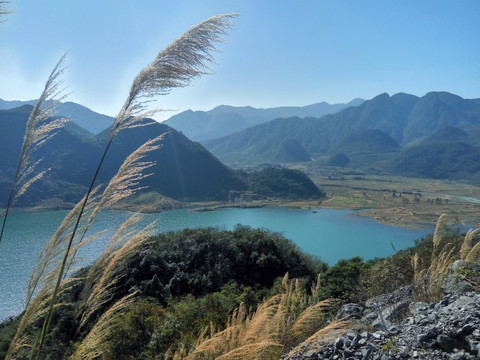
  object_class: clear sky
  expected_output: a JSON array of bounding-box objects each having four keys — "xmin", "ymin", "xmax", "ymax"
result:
[{"xmin": 1, "ymin": 1, "xmax": 479, "ymax": 120}]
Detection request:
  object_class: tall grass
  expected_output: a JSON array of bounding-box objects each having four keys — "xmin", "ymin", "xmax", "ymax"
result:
[
  {"xmin": 0, "ymin": 53, "xmax": 68, "ymax": 243},
  {"xmin": 182, "ymin": 274, "xmax": 339, "ymax": 360},
  {"xmin": 5, "ymin": 13, "xmax": 237, "ymax": 360},
  {"xmin": 413, "ymin": 214, "xmax": 480, "ymax": 300}
]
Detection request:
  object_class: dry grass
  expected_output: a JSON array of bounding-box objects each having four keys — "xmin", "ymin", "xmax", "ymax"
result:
[
  {"xmin": 413, "ymin": 214, "xmax": 480, "ymax": 301},
  {"xmin": 461, "ymin": 228, "xmax": 480, "ymax": 262},
  {"xmin": 282, "ymin": 319, "xmax": 359, "ymax": 360},
  {"xmin": 69, "ymin": 293, "xmax": 137, "ymax": 360},
  {"xmin": 77, "ymin": 213, "xmax": 156, "ymax": 330},
  {"xmin": 181, "ymin": 275, "xmax": 339, "ymax": 360},
  {"xmin": 5, "ymin": 13, "xmax": 238, "ymax": 360},
  {"xmin": 0, "ymin": 53, "xmax": 68, "ymax": 243},
  {"xmin": 290, "ymin": 298, "xmax": 340, "ymax": 340}
]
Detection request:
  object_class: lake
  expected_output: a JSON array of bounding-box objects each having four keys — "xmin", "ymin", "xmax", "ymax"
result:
[{"xmin": 0, "ymin": 207, "xmax": 432, "ymax": 321}]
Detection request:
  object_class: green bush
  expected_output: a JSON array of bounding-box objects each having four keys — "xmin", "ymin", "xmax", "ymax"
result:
[
  {"xmin": 115, "ymin": 226, "xmax": 325, "ymax": 304},
  {"xmin": 318, "ymin": 256, "xmax": 370, "ymax": 302}
]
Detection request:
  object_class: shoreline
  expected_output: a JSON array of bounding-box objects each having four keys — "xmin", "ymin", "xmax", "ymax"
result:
[
  {"xmin": 5, "ymin": 177, "xmax": 479, "ymax": 231},
  {"xmin": 3, "ymin": 197, "xmax": 440, "ymax": 230}
]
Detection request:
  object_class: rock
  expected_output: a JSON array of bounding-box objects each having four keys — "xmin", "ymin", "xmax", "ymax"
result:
[
  {"xmin": 334, "ymin": 337, "xmax": 344, "ymax": 349},
  {"xmin": 458, "ymin": 324, "xmax": 475, "ymax": 336},
  {"xmin": 437, "ymin": 334, "xmax": 458, "ymax": 352},
  {"xmin": 336, "ymin": 303, "xmax": 363, "ymax": 319},
  {"xmin": 443, "ymin": 261, "xmax": 480, "ymax": 295},
  {"xmin": 282, "ymin": 291, "xmax": 480, "ymax": 360},
  {"xmin": 388, "ymin": 325, "xmax": 401, "ymax": 335}
]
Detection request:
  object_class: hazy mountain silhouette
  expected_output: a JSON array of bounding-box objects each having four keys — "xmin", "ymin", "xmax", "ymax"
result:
[{"xmin": 164, "ymin": 99, "xmax": 364, "ymax": 141}]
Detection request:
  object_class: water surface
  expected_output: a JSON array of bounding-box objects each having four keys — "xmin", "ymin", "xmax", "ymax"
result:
[{"xmin": 0, "ymin": 207, "xmax": 432, "ymax": 321}]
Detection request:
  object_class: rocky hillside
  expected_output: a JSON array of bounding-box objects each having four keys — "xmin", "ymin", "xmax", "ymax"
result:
[{"xmin": 284, "ymin": 275, "xmax": 480, "ymax": 360}]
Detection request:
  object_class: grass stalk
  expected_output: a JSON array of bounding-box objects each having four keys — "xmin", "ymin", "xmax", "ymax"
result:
[
  {"xmin": 0, "ymin": 53, "xmax": 68, "ymax": 243},
  {"xmin": 29, "ymin": 14, "xmax": 237, "ymax": 359}
]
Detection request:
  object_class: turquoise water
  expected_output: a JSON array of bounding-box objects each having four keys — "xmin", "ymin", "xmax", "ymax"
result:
[{"xmin": 0, "ymin": 207, "xmax": 432, "ymax": 321}]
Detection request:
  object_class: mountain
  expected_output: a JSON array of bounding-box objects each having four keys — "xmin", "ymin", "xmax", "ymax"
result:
[
  {"xmin": 0, "ymin": 106, "xmax": 104, "ymax": 207},
  {"xmin": 96, "ymin": 118, "xmax": 247, "ymax": 201},
  {"xmin": 404, "ymin": 92, "xmax": 480, "ymax": 144},
  {"xmin": 203, "ymin": 92, "xmax": 480, "ymax": 169},
  {"xmin": 275, "ymin": 139, "xmax": 311, "ymax": 163},
  {"xmin": 389, "ymin": 126, "xmax": 480, "ymax": 181},
  {"xmin": 328, "ymin": 129, "xmax": 401, "ymax": 156},
  {"xmin": 327, "ymin": 129, "xmax": 401, "ymax": 170},
  {"xmin": 0, "ymin": 99, "xmax": 113, "ymax": 134},
  {"xmin": 0, "ymin": 106, "xmax": 323, "ymax": 208},
  {"xmin": 164, "ymin": 99, "xmax": 364, "ymax": 141}
]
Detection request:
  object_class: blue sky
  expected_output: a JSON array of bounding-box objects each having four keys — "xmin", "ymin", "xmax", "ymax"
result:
[{"xmin": 0, "ymin": 1, "xmax": 479, "ymax": 120}]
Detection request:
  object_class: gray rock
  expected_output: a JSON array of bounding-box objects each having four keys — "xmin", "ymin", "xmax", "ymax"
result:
[
  {"xmin": 458, "ymin": 324, "xmax": 475, "ymax": 336},
  {"xmin": 443, "ymin": 261, "xmax": 480, "ymax": 296},
  {"xmin": 336, "ymin": 303, "xmax": 364, "ymax": 319},
  {"xmin": 437, "ymin": 334, "xmax": 458, "ymax": 352}
]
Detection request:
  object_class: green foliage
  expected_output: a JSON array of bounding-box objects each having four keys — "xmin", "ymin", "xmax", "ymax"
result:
[
  {"xmin": 360, "ymin": 250, "xmax": 414, "ymax": 299},
  {"xmin": 115, "ymin": 226, "xmax": 325, "ymax": 304},
  {"xmin": 0, "ymin": 318, "xmax": 19, "ymax": 360},
  {"xmin": 411, "ymin": 234, "xmax": 435, "ymax": 275},
  {"xmin": 75, "ymin": 283, "xmax": 268, "ymax": 360},
  {"xmin": 101, "ymin": 299, "xmax": 167, "ymax": 360},
  {"xmin": 327, "ymin": 153, "xmax": 350, "ymax": 167},
  {"xmin": 247, "ymin": 167, "xmax": 325, "ymax": 199},
  {"xmin": 318, "ymin": 256, "xmax": 370, "ymax": 302}
]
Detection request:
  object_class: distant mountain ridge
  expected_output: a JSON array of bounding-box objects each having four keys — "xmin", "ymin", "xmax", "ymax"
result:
[
  {"xmin": 0, "ymin": 99, "xmax": 114, "ymax": 134},
  {"xmin": 203, "ymin": 92, "xmax": 480, "ymax": 170},
  {"xmin": 0, "ymin": 106, "xmax": 323, "ymax": 208},
  {"xmin": 164, "ymin": 99, "xmax": 364, "ymax": 141}
]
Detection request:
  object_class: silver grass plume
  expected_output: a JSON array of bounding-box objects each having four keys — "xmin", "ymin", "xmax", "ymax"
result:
[
  {"xmin": 31, "ymin": 136, "xmax": 162, "ymax": 358},
  {"xmin": 60, "ymin": 12, "xmax": 237, "ymax": 264},
  {"xmin": 6, "ymin": 190, "xmax": 100, "ymax": 359},
  {"xmin": 69, "ymin": 294, "xmax": 137, "ymax": 360},
  {"xmin": 23, "ymin": 14, "xmax": 237, "ymax": 359},
  {"xmin": 0, "ymin": 53, "xmax": 68, "ymax": 243},
  {"xmin": 25, "ymin": 189, "xmax": 100, "ymax": 307},
  {"xmin": 77, "ymin": 213, "xmax": 157, "ymax": 330},
  {"xmin": 63, "ymin": 134, "xmax": 164, "ymax": 276},
  {"xmin": 75, "ymin": 134, "xmax": 165, "ymax": 239},
  {"xmin": 112, "ymin": 13, "xmax": 238, "ymax": 138}
]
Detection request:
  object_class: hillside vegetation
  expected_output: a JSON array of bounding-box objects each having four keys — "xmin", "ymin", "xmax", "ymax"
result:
[
  {"xmin": 0, "ymin": 107, "xmax": 324, "ymax": 208},
  {"xmin": 3, "ymin": 215, "xmax": 478, "ymax": 360},
  {"xmin": 203, "ymin": 92, "xmax": 480, "ymax": 182}
]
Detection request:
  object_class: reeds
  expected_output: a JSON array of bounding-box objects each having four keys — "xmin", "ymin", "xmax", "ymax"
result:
[
  {"xmin": 76, "ymin": 213, "xmax": 157, "ymax": 330},
  {"xmin": 0, "ymin": 53, "xmax": 68, "ymax": 243},
  {"xmin": 413, "ymin": 214, "xmax": 480, "ymax": 301},
  {"xmin": 69, "ymin": 293, "xmax": 137, "ymax": 360},
  {"xmin": 5, "ymin": 13, "xmax": 238, "ymax": 359},
  {"xmin": 182, "ymin": 274, "xmax": 339, "ymax": 360}
]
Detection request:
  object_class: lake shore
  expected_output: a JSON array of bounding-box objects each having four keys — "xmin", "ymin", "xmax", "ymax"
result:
[{"xmin": 8, "ymin": 175, "xmax": 480, "ymax": 229}]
